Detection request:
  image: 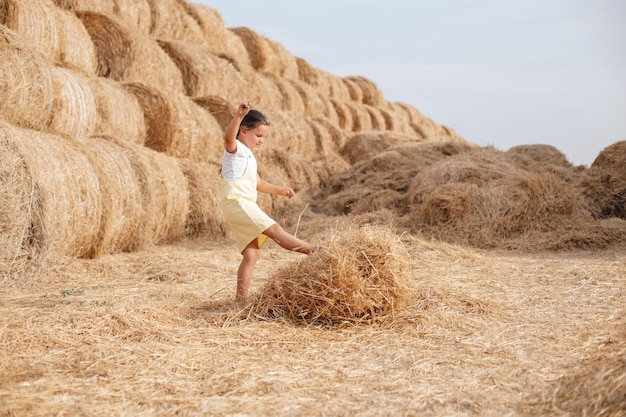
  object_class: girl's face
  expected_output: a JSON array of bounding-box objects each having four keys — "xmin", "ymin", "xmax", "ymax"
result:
[{"xmin": 239, "ymin": 124, "xmax": 269, "ymax": 151}]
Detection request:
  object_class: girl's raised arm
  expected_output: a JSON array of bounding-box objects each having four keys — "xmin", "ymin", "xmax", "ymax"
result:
[{"xmin": 223, "ymin": 102, "xmax": 251, "ymax": 153}]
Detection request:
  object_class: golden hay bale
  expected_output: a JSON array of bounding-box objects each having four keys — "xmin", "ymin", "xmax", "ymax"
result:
[
  {"xmin": 77, "ymin": 11, "xmax": 185, "ymax": 94},
  {"xmin": 345, "ymin": 75, "xmax": 385, "ymax": 106},
  {"xmin": 113, "ymin": 0, "xmax": 152, "ymax": 33},
  {"xmin": 583, "ymin": 140, "xmax": 626, "ymax": 219},
  {"xmin": 2, "ymin": 122, "xmax": 103, "ymax": 258},
  {"xmin": 345, "ymin": 102, "xmax": 374, "ymax": 132},
  {"xmin": 192, "ymin": 95, "xmax": 235, "ymax": 132},
  {"xmin": 342, "ymin": 77, "xmax": 364, "ymax": 103},
  {"xmin": 0, "ymin": 0, "xmax": 60, "ymax": 63},
  {"xmin": 79, "ymin": 137, "xmax": 147, "ymax": 254},
  {"xmin": 104, "ymin": 138, "xmax": 190, "ymax": 246},
  {"xmin": 330, "ymin": 99, "xmax": 354, "ymax": 130},
  {"xmin": 0, "ymin": 25, "xmax": 55, "ymax": 132},
  {"xmin": 246, "ymin": 225, "xmax": 412, "ymax": 326},
  {"xmin": 230, "ymin": 26, "xmax": 299, "ymax": 79},
  {"xmin": 49, "ymin": 66, "xmax": 98, "ymax": 139},
  {"xmin": 286, "ymin": 78, "xmax": 337, "ymax": 122},
  {"xmin": 261, "ymin": 73, "xmax": 307, "ymax": 114},
  {"xmin": 146, "ymin": 0, "xmax": 205, "ymax": 44},
  {"xmin": 54, "ymin": 5, "xmax": 98, "ymax": 74},
  {"xmin": 87, "ymin": 77, "xmax": 146, "ymax": 145},
  {"xmin": 157, "ymin": 39, "xmax": 246, "ymax": 100},
  {"xmin": 0, "ymin": 127, "xmax": 45, "ymax": 263},
  {"xmin": 178, "ymin": 158, "xmax": 228, "ymax": 238},
  {"xmin": 240, "ymin": 69, "xmax": 284, "ymax": 110},
  {"xmin": 296, "ymin": 57, "xmax": 352, "ymax": 102},
  {"xmin": 262, "ymin": 109, "xmax": 317, "ymax": 158},
  {"xmin": 123, "ymin": 82, "xmax": 224, "ymax": 162},
  {"xmin": 505, "ymin": 143, "xmax": 580, "ymax": 183}
]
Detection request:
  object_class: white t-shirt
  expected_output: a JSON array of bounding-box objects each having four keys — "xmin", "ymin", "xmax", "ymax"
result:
[{"xmin": 221, "ymin": 140, "xmax": 253, "ymax": 181}]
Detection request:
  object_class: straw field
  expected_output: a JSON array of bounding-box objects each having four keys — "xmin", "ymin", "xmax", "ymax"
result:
[{"xmin": 1, "ymin": 0, "xmax": 625, "ymax": 415}]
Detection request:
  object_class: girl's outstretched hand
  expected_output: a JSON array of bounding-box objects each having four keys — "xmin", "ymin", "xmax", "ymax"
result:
[{"xmin": 281, "ymin": 187, "xmax": 295, "ymax": 199}]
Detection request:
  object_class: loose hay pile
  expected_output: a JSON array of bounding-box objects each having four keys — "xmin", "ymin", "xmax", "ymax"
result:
[{"xmin": 244, "ymin": 225, "xmax": 412, "ymax": 326}]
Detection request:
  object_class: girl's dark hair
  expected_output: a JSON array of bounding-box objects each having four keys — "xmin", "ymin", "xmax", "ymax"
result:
[{"xmin": 240, "ymin": 109, "xmax": 271, "ymax": 130}]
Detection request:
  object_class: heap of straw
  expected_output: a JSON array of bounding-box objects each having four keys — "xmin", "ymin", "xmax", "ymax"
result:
[{"xmin": 246, "ymin": 225, "xmax": 411, "ymax": 326}]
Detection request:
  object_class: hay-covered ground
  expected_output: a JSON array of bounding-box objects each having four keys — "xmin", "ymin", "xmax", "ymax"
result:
[{"xmin": 1, "ymin": 227, "xmax": 624, "ymax": 416}]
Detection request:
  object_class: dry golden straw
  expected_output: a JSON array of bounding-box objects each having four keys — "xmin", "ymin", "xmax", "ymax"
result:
[{"xmin": 243, "ymin": 225, "xmax": 412, "ymax": 326}]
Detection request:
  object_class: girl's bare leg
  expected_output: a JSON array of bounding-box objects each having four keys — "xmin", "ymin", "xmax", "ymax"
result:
[
  {"xmin": 263, "ymin": 223, "xmax": 317, "ymax": 254},
  {"xmin": 236, "ymin": 239, "xmax": 260, "ymax": 301}
]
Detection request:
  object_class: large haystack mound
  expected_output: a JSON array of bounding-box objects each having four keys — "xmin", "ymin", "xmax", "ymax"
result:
[{"xmin": 244, "ymin": 225, "xmax": 412, "ymax": 326}]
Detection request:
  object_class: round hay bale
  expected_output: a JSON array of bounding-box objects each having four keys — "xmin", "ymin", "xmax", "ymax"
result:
[
  {"xmin": 192, "ymin": 96, "xmax": 235, "ymax": 132},
  {"xmin": 241, "ymin": 70, "xmax": 283, "ymax": 110},
  {"xmin": 345, "ymin": 102, "xmax": 373, "ymax": 132},
  {"xmin": 77, "ymin": 11, "xmax": 185, "ymax": 94},
  {"xmin": 0, "ymin": 126, "xmax": 45, "ymax": 264},
  {"xmin": 3, "ymin": 122, "xmax": 103, "ymax": 258},
  {"xmin": 583, "ymin": 140, "xmax": 626, "ymax": 219},
  {"xmin": 231, "ymin": 26, "xmax": 298, "ymax": 78},
  {"xmin": 124, "ymin": 82, "xmax": 224, "ymax": 162},
  {"xmin": 262, "ymin": 109, "xmax": 316, "ymax": 158},
  {"xmin": 330, "ymin": 99, "xmax": 354, "ymax": 130},
  {"xmin": 52, "ymin": 0, "xmax": 78, "ymax": 10},
  {"xmin": 49, "ymin": 66, "xmax": 98, "ymax": 139},
  {"xmin": 157, "ymin": 39, "xmax": 246, "ymax": 100},
  {"xmin": 87, "ymin": 77, "xmax": 146, "ymax": 145},
  {"xmin": 0, "ymin": 25, "xmax": 55, "ymax": 132},
  {"xmin": 247, "ymin": 225, "xmax": 412, "ymax": 325},
  {"xmin": 342, "ymin": 77, "xmax": 364, "ymax": 103},
  {"xmin": 261, "ymin": 73, "xmax": 306, "ymax": 114},
  {"xmin": 54, "ymin": 5, "xmax": 98, "ymax": 74},
  {"xmin": 146, "ymin": 0, "xmax": 205, "ymax": 44},
  {"xmin": 345, "ymin": 75, "xmax": 385, "ymax": 106},
  {"xmin": 0, "ymin": 0, "xmax": 60, "ymax": 63},
  {"xmin": 178, "ymin": 158, "xmax": 228, "ymax": 238},
  {"xmin": 79, "ymin": 137, "xmax": 146, "ymax": 254},
  {"xmin": 114, "ymin": 0, "xmax": 152, "ymax": 33},
  {"xmin": 109, "ymin": 138, "xmax": 190, "ymax": 245}
]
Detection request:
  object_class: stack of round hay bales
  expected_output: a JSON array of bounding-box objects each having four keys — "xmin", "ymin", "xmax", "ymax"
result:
[
  {"xmin": 0, "ymin": 122, "xmax": 192, "ymax": 261},
  {"xmin": 77, "ymin": 11, "xmax": 185, "ymax": 94},
  {"xmin": 247, "ymin": 225, "xmax": 412, "ymax": 326}
]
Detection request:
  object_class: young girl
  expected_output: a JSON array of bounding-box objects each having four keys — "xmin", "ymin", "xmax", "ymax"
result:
[{"xmin": 220, "ymin": 102, "xmax": 319, "ymax": 301}]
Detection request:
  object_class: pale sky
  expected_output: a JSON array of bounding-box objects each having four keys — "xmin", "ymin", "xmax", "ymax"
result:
[{"xmin": 197, "ymin": 0, "xmax": 626, "ymax": 166}]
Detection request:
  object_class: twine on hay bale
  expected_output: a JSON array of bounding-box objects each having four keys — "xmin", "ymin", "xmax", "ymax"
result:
[
  {"xmin": 244, "ymin": 225, "xmax": 412, "ymax": 326},
  {"xmin": 49, "ymin": 66, "xmax": 98, "ymax": 139}
]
